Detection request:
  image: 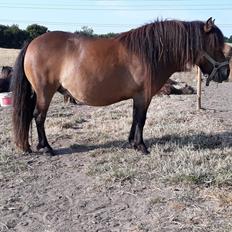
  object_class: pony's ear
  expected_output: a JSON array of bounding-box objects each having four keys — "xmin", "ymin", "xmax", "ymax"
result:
[{"xmin": 204, "ymin": 17, "xmax": 215, "ymax": 32}]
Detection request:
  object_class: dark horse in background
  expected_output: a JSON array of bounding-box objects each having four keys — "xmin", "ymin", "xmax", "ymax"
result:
[
  {"xmin": 11, "ymin": 18, "xmax": 229, "ymax": 155},
  {"xmin": 0, "ymin": 66, "xmax": 13, "ymax": 92}
]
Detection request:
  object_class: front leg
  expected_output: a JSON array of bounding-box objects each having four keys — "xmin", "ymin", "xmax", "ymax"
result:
[
  {"xmin": 129, "ymin": 95, "xmax": 151, "ymax": 154},
  {"xmin": 128, "ymin": 106, "xmax": 137, "ymax": 147}
]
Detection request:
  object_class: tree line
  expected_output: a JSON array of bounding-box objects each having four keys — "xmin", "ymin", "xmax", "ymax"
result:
[
  {"xmin": 0, "ymin": 23, "xmax": 231, "ymax": 49},
  {"xmin": 0, "ymin": 24, "xmax": 48, "ymax": 48},
  {"xmin": 225, "ymin": 35, "xmax": 232, "ymax": 44},
  {"xmin": 0, "ymin": 24, "xmax": 118, "ymax": 49}
]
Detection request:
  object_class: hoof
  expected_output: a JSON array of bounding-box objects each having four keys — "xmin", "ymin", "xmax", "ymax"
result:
[
  {"xmin": 128, "ymin": 139, "xmax": 135, "ymax": 149},
  {"xmin": 44, "ymin": 147, "xmax": 56, "ymax": 156},
  {"xmin": 133, "ymin": 143, "xmax": 149, "ymax": 155},
  {"xmin": 37, "ymin": 144, "xmax": 56, "ymax": 156},
  {"xmin": 137, "ymin": 145, "xmax": 149, "ymax": 155},
  {"xmin": 22, "ymin": 147, "xmax": 33, "ymax": 155}
]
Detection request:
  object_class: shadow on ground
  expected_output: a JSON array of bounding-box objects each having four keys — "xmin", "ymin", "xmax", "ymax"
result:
[{"xmin": 53, "ymin": 131, "xmax": 232, "ymax": 156}]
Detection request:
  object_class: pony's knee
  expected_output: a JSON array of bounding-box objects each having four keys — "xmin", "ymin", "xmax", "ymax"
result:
[{"xmin": 33, "ymin": 108, "xmax": 46, "ymax": 124}]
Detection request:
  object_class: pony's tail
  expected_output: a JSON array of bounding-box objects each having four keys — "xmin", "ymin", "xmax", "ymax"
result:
[{"xmin": 11, "ymin": 42, "xmax": 36, "ymax": 151}]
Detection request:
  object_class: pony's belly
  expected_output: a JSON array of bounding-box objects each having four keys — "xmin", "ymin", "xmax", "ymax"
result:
[
  {"xmin": 72, "ymin": 85, "xmax": 131, "ymax": 106},
  {"xmin": 61, "ymin": 65, "xmax": 141, "ymax": 106},
  {"xmin": 63, "ymin": 74, "xmax": 136, "ymax": 106}
]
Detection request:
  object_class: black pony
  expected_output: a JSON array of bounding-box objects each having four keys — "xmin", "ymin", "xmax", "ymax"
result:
[{"xmin": 0, "ymin": 66, "xmax": 13, "ymax": 92}]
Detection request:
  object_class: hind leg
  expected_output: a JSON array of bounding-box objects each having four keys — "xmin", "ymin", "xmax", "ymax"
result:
[
  {"xmin": 33, "ymin": 107, "xmax": 55, "ymax": 155},
  {"xmin": 33, "ymin": 92, "xmax": 55, "ymax": 155}
]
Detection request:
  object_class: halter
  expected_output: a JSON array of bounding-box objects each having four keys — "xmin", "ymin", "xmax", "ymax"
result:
[{"xmin": 203, "ymin": 53, "xmax": 229, "ymax": 86}]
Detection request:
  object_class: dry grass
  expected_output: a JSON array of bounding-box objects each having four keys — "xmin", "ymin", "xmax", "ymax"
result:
[
  {"xmin": 0, "ymin": 48, "xmax": 19, "ymax": 67},
  {"xmin": 80, "ymin": 95, "xmax": 232, "ymax": 187},
  {"xmin": 0, "ymin": 49, "xmax": 232, "ymax": 231}
]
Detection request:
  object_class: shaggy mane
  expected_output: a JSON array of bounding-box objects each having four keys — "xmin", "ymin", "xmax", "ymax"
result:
[{"xmin": 116, "ymin": 19, "xmax": 225, "ymax": 74}]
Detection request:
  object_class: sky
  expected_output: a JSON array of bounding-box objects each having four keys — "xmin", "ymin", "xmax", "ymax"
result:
[{"xmin": 0, "ymin": 0, "xmax": 231, "ymax": 37}]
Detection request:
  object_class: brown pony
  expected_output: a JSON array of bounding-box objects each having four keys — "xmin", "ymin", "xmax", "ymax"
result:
[{"xmin": 11, "ymin": 18, "xmax": 229, "ymax": 155}]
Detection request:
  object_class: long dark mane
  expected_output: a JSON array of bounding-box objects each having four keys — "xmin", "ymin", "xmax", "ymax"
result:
[{"xmin": 116, "ymin": 19, "xmax": 225, "ymax": 74}]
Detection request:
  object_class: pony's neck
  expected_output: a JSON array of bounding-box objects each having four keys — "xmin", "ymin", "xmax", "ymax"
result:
[{"xmin": 117, "ymin": 20, "xmax": 205, "ymax": 76}]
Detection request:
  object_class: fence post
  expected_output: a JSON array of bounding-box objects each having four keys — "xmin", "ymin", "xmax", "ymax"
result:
[{"xmin": 197, "ymin": 66, "xmax": 202, "ymax": 110}]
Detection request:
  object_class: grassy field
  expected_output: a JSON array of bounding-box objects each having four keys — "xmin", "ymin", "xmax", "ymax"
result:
[
  {"xmin": 0, "ymin": 48, "xmax": 19, "ymax": 67},
  {"xmin": 0, "ymin": 47, "xmax": 232, "ymax": 231}
]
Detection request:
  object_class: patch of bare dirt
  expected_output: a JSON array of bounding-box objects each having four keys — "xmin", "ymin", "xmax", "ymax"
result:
[{"xmin": 0, "ymin": 74, "xmax": 232, "ymax": 231}]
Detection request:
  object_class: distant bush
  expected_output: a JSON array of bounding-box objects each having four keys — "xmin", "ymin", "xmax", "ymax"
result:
[
  {"xmin": 0, "ymin": 24, "xmax": 48, "ymax": 48},
  {"xmin": 224, "ymin": 35, "xmax": 232, "ymax": 43},
  {"xmin": 74, "ymin": 26, "xmax": 118, "ymax": 38}
]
